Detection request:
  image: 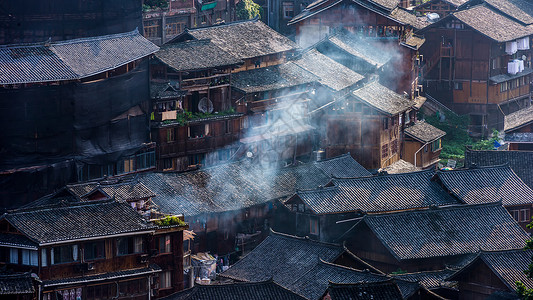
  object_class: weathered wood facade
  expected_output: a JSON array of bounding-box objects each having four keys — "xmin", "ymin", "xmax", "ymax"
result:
[
  {"xmin": 403, "ymin": 121, "xmax": 446, "ymax": 168},
  {"xmin": 419, "ymin": 4, "xmax": 533, "ymax": 137}
]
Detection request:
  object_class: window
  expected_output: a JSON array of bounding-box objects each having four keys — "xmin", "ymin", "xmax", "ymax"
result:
[
  {"xmin": 424, "ymin": 145, "xmax": 429, "ymax": 153},
  {"xmin": 9, "ymin": 248, "xmax": 18, "ymax": 264},
  {"xmin": 166, "ymin": 20, "xmax": 185, "ymax": 36},
  {"xmin": 167, "ymin": 128, "xmax": 175, "ymax": 142},
  {"xmin": 431, "ymin": 139, "xmax": 442, "ymax": 152},
  {"xmin": 310, "ymin": 218, "xmax": 319, "ymax": 235},
  {"xmin": 117, "ymin": 236, "xmax": 143, "ymax": 256},
  {"xmin": 521, "ymin": 209, "xmax": 530, "ymax": 222},
  {"xmin": 200, "ymin": 15, "xmax": 207, "ymax": 24},
  {"xmin": 492, "ymin": 57, "xmax": 499, "ymax": 70},
  {"xmin": 511, "ymin": 209, "xmax": 520, "ymax": 222},
  {"xmin": 454, "ymin": 82, "xmax": 463, "ymax": 90},
  {"xmin": 160, "ymin": 271, "xmax": 172, "ymax": 289},
  {"xmin": 158, "ymin": 235, "xmax": 172, "ymax": 254},
  {"xmin": 51, "ymin": 245, "xmax": 78, "ymax": 264},
  {"xmin": 22, "ymin": 250, "xmax": 38, "ymax": 266},
  {"xmin": 383, "ymin": 118, "xmax": 389, "ymax": 130},
  {"xmin": 84, "ymin": 241, "xmax": 105, "ymax": 261},
  {"xmin": 391, "ymin": 140, "xmax": 398, "ymax": 154},
  {"xmin": 41, "ymin": 249, "xmax": 47, "ymax": 267},
  {"xmin": 298, "ymin": 204, "xmax": 305, "ymax": 212},
  {"xmin": 283, "ymin": 2, "xmax": 294, "ymax": 19},
  {"xmin": 381, "ymin": 144, "xmax": 389, "ymax": 159},
  {"xmin": 143, "ymin": 20, "xmax": 161, "ymax": 38},
  {"xmin": 500, "ymin": 82, "xmax": 508, "ymax": 92}
]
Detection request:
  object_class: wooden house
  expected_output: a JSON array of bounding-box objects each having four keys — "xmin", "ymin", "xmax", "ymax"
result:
[
  {"xmin": 0, "ymin": 200, "xmax": 188, "ymax": 299},
  {"xmin": 169, "ymin": 19, "xmax": 298, "ymax": 73},
  {"xmin": 418, "ymin": 1, "xmax": 533, "ymax": 137},
  {"xmin": 288, "ymin": 0, "xmax": 426, "ymax": 99},
  {"xmin": 393, "ymin": 269, "xmax": 459, "ymax": 299},
  {"xmin": 413, "ymin": 0, "xmax": 469, "ymax": 17},
  {"xmin": 137, "ymin": 158, "xmax": 336, "ymax": 257},
  {"xmin": 448, "ymin": 249, "xmax": 533, "ymax": 300},
  {"xmin": 0, "ymin": 30, "xmax": 159, "ymax": 209},
  {"xmin": 324, "ymin": 80, "xmax": 415, "ymax": 169},
  {"xmin": 322, "ymin": 280, "xmax": 445, "ymax": 300},
  {"xmin": 504, "ymin": 105, "xmax": 533, "ymax": 150},
  {"xmin": 404, "ymin": 121, "xmax": 446, "ymax": 168},
  {"xmin": 150, "ymin": 38, "xmax": 245, "ymax": 172},
  {"xmin": 434, "ymin": 164, "xmax": 533, "ymax": 231},
  {"xmin": 464, "ymin": 148, "xmax": 533, "ymax": 189},
  {"xmin": 345, "ymin": 203, "xmax": 529, "ymax": 273},
  {"xmin": 142, "ymin": 0, "xmax": 236, "ymax": 45},
  {"xmin": 280, "ymin": 169, "xmax": 459, "ymax": 242},
  {"xmin": 231, "ymin": 62, "xmax": 319, "ymax": 163}
]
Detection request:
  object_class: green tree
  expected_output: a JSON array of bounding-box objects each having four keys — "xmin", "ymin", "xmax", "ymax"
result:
[
  {"xmin": 143, "ymin": 0, "xmax": 168, "ymax": 9},
  {"xmin": 236, "ymin": 0, "xmax": 262, "ymax": 20}
]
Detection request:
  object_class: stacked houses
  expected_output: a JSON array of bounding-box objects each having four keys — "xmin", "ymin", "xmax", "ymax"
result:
[{"xmin": 3, "ymin": 0, "xmax": 533, "ymax": 299}]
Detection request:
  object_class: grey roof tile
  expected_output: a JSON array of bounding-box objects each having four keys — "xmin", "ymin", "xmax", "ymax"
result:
[
  {"xmin": 504, "ymin": 105, "xmax": 533, "ymax": 132},
  {"xmin": 436, "ymin": 165, "xmax": 533, "ymax": 206},
  {"xmin": 185, "ymin": 19, "xmax": 297, "ymax": 60},
  {"xmin": 155, "ymin": 39, "xmax": 243, "ymax": 71},
  {"xmin": 393, "ymin": 269, "xmax": 457, "ymax": 290},
  {"xmin": 381, "ymin": 159, "xmax": 421, "ymax": 174},
  {"xmin": 221, "ymin": 231, "xmax": 345, "ymax": 287},
  {"xmin": 405, "ymin": 121, "xmax": 446, "ymax": 143},
  {"xmin": 0, "ymin": 29, "xmax": 158, "ymax": 84},
  {"xmin": 5, "ymin": 200, "xmax": 156, "ymax": 244},
  {"xmin": 327, "ymin": 280, "xmax": 405, "ymax": 300},
  {"xmin": 314, "ymin": 153, "xmax": 372, "ymax": 178},
  {"xmin": 231, "ymin": 62, "xmax": 319, "ymax": 93},
  {"xmin": 295, "ymin": 170, "xmax": 458, "ymax": 214},
  {"xmin": 292, "ymin": 49, "xmax": 364, "ymax": 92},
  {"xmin": 67, "ymin": 179, "xmax": 156, "ymax": 202},
  {"xmin": 464, "ymin": 149, "xmax": 533, "ymax": 189},
  {"xmin": 362, "ymin": 203, "xmax": 529, "ymax": 260},
  {"xmin": 352, "ymin": 81, "xmax": 414, "ymax": 115},
  {"xmin": 139, "ymin": 159, "xmax": 332, "ymax": 217},
  {"xmin": 327, "ymin": 33, "xmax": 393, "ymax": 69},
  {"xmin": 504, "ymin": 132, "xmax": 533, "ymax": 143},
  {"xmin": 485, "ymin": 0, "xmax": 533, "ymax": 25},
  {"xmin": 164, "ymin": 280, "xmax": 307, "ymax": 300},
  {"xmin": 0, "ymin": 273, "xmax": 35, "ymax": 295}
]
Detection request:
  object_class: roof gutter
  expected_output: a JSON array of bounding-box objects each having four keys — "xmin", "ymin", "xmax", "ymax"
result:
[{"xmin": 39, "ymin": 230, "xmax": 156, "ymax": 246}]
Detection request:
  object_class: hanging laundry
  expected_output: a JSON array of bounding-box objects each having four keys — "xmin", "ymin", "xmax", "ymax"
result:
[{"xmin": 506, "ymin": 41, "xmax": 518, "ymax": 55}]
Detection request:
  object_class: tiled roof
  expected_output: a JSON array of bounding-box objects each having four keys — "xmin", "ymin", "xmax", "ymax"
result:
[
  {"xmin": 0, "ymin": 273, "xmax": 35, "ymax": 295},
  {"xmin": 231, "ymin": 62, "xmax": 319, "ymax": 93},
  {"xmin": 185, "ymin": 19, "xmax": 297, "ymax": 60},
  {"xmin": 327, "ymin": 280, "xmax": 405, "ymax": 300},
  {"xmin": 327, "ymin": 33, "xmax": 393, "ymax": 69},
  {"xmin": 294, "ymin": 170, "xmax": 458, "ymax": 214},
  {"xmin": 393, "ymin": 269, "xmax": 457, "ymax": 290},
  {"xmin": 163, "ymin": 280, "xmax": 307, "ymax": 300},
  {"xmin": 67, "ymin": 179, "xmax": 156, "ymax": 202},
  {"xmin": 289, "ymin": 0, "xmax": 344, "ymax": 25},
  {"xmin": 453, "ymin": 4, "xmax": 533, "ymax": 42},
  {"xmin": 221, "ymin": 231, "xmax": 345, "ymax": 287},
  {"xmin": 0, "ymin": 233, "xmax": 38, "ymax": 250},
  {"xmin": 4, "ymin": 201, "xmax": 156, "ymax": 245},
  {"xmin": 381, "ymin": 159, "xmax": 421, "ymax": 174},
  {"xmin": 436, "ymin": 165, "xmax": 533, "ymax": 206},
  {"xmin": 139, "ymin": 159, "xmax": 332, "ymax": 217},
  {"xmin": 0, "ymin": 29, "xmax": 159, "ymax": 85},
  {"xmin": 155, "ymin": 39, "xmax": 243, "ymax": 71},
  {"xmin": 361, "ymin": 203, "xmax": 529, "ymax": 260},
  {"xmin": 314, "ymin": 154, "xmax": 372, "ymax": 178},
  {"xmin": 286, "ymin": 260, "xmax": 419, "ymax": 300},
  {"xmin": 352, "ymin": 81, "xmax": 414, "ymax": 116},
  {"xmin": 449, "ymin": 249, "xmax": 533, "ymax": 290},
  {"xmin": 485, "ymin": 0, "xmax": 533, "ymax": 25},
  {"xmin": 42, "ymin": 264, "xmax": 161, "ymax": 287},
  {"xmin": 505, "ymin": 132, "xmax": 533, "ymax": 143},
  {"xmin": 504, "ymin": 105, "xmax": 533, "ymax": 132},
  {"xmin": 368, "ymin": 0, "xmax": 401, "ymax": 11},
  {"xmin": 405, "ymin": 121, "xmax": 446, "ymax": 143},
  {"xmin": 150, "ymin": 81, "xmax": 187, "ymax": 100},
  {"xmin": 292, "ymin": 49, "xmax": 364, "ymax": 92},
  {"xmin": 464, "ymin": 149, "xmax": 533, "ymax": 189}
]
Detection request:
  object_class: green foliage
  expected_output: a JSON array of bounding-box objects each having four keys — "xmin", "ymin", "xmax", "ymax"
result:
[
  {"xmin": 154, "ymin": 215, "xmax": 186, "ymax": 227},
  {"xmin": 143, "ymin": 0, "xmax": 168, "ymax": 10},
  {"xmin": 424, "ymin": 111, "xmax": 499, "ymax": 162},
  {"xmin": 171, "ymin": 108, "xmax": 237, "ymax": 126},
  {"xmin": 391, "ymin": 268, "xmax": 407, "ymax": 275},
  {"xmin": 236, "ymin": 0, "xmax": 263, "ymax": 20}
]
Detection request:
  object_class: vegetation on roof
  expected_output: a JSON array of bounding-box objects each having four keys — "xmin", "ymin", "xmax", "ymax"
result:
[
  {"xmin": 162, "ymin": 107, "xmax": 237, "ymax": 126},
  {"xmin": 143, "ymin": 0, "xmax": 168, "ymax": 11},
  {"xmin": 153, "ymin": 215, "xmax": 186, "ymax": 226}
]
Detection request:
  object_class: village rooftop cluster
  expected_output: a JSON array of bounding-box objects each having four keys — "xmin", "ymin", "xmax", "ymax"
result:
[{"xmin": 1, "ymin": 0, "xmax": 533, "ymax": 299}]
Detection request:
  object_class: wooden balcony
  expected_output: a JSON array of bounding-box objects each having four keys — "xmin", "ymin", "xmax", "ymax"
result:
[
  {"xmin": 180, "ymin": 73, "xmax": 230, "ymax": 91},
  {"xmin": 159, "ymin": 133, "xmax": 241, "ymax": 157}
]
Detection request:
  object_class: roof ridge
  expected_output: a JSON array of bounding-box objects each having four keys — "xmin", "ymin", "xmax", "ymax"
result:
[
  {"xmin": 270, "ymin": 229, "xmax": 343, "ymax": 248},
  {"xmin": 8, "ymin": 198, "xmax": 119, "ymax": 215},
  {"xmin": 50, "ymin": 28, "xmax": 140, "ymax": 47},
  {"xmin": 335, "ymin": 168, "xmax": 434, "ymax": 180},
  {"xmin": 188, "ymin": 17, "xmax": 260, "ymax": 32},
  {"xmin": 438, "ymin": 163, "xmax": 510, "ymax": 172},
  {"xmin": 318, "ymin": 259, "xmax": 389, "ymax": 277},
  {"xmin": 365, "ymin": 201, "xmax": 503, "ymax": 218}
]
